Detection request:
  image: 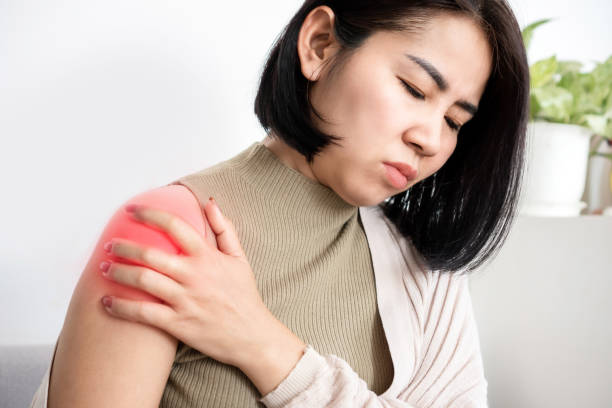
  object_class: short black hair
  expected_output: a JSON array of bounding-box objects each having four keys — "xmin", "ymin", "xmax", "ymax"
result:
[{"xmin": 254, "ymin": 0, "xmax": 530, "ymax": 276}]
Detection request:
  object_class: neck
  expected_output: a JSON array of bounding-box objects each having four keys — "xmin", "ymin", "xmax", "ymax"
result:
[
  {"xmin": 233, "ymin": 139, "xmax": 359, "ymax": 231},
  {"xmin": 262, "ymin": 133, "xmax": 323, "ymax": 185}
]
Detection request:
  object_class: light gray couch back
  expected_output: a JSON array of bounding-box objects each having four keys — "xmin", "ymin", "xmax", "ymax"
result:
[{"xmin": 0, "ymin": 344, "xmax": 54, "ymax": 408}]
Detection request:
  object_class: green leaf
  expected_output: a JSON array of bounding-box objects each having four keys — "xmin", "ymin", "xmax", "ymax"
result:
[
  {"xmin": 570, "ymin": 75, "xmax": 606, "ymax": 116},
  {"xmin": 592, "ymin": 56, "xmax": 612, "ymax": 83},
  {"xmin": 524, "ymin": 17, "xmax": 612, "ymax": 132},
  {"xmin": 531, "ymin": 85, "xmax": 573, "ymax": 122},
  {"xmin": 521, "ymin": 18, "xmax": 553, "ymax": 52},
  {"xmin": 605, "ymin": 89, "xmax": 612, "ymax": 114},
  {"xmin": 530, "ymin": 55, "xmax": 558, "ymax": 88},
  {"xmin": 582, "ymin": 114, "xmax": 608, "ymax": 134},
  {"xmin": 605, "ymin": 119, "xmax": 612, "ymax": 139},
  {"xmin": 529, "ymin": 94, "xmax": 541, "ymax": 120},
  {"xmin": 557, "ymin": 60, "xmax": 583, "ymax": 75}
]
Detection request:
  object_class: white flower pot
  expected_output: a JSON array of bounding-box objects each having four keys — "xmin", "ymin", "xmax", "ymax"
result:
[
  {"xmin": 518, "ymin": 121, "xmax": 593, "ymax": 216},
  {"xmin": 583, "ymin": 138, "xmax": 612, "ymax": 213}
]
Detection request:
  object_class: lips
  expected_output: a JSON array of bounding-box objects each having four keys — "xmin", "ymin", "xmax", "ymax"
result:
[
  {"xmin": 383, "ymin": 162, "xmax": 418, "ymax": 190},
  {"xmin": 384, "ymin": 161, "xmax": 418, "ymax": 181}
]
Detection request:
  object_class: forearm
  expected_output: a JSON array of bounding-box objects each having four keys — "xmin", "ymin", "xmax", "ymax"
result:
[{"xmin": 238, "ymin": 315, "xmax": 308, "ymax": 397}]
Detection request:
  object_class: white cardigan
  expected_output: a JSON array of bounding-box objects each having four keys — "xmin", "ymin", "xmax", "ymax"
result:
[{"xmin": 29, "ymin": 205, "xmax": 488, "ymax": 408}]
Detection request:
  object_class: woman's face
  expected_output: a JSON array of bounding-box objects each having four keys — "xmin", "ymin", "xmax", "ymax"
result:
[{"xmin": 266, "ymin": 10, "xmax": 492, "ymax": 207}]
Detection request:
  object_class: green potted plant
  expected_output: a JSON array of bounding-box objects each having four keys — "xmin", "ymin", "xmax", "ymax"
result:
[{"xmin": 519, "ymin": 18, "xmax": 612, "ymax": 216}]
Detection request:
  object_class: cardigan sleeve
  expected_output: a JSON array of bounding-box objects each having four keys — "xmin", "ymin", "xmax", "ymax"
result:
[
  {"xmin": 257, "ymin": 345, "xmax": 418, "ymax": 408},
  {"xmin": 258, "ymin": 273, "xmax": 488, "ymax": 408},
  {"xmin": 400, "ymin": 272, "xmax": 489, "ymax": 407}
]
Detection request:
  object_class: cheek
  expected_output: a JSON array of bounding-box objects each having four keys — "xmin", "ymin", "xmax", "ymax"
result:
[
  {"xmin": 320, "ymin": 148, "xmax": 373, "ymax": 194},
  {"xmin": 428, "ymin": 143, "xmax": 457, "ymax": 176},
  {"xmin": 338, "ymin": 67, "xmax": 399, "ymax": 132},
  {"xmin": 446, "ymin": 137, "xmax": 459, "ymax": 158},
  {"xmin": 365, "ymin": 76, "xmax": 402, "ymax": 128}
]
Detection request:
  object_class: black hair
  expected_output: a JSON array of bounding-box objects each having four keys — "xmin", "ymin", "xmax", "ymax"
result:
[{"xmin": 254, "ymin": 0, "xmax": 530, "ymax": 276}]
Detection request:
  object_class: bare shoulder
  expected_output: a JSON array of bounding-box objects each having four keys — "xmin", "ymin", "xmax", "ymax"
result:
[{"xmin": 47, "ymin": 184, "xmax": 213, "ymax": 408}]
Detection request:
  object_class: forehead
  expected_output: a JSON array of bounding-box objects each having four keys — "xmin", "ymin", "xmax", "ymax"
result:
[{"xmin": 363, "ymin": 13, "xmax": 493, "ymax": 99}]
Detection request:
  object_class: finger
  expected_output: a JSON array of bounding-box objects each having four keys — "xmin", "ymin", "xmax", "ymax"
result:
[
  {"xmin": 102, "ymin": 295, "xmax": 176, "ymax": 329},
  {"xmin": 107, "ymin": 238, "xmax": 189, "ymax": 284},
  {"xmin": 125, "ymin": 204, "xmax": 206, "ymax": 257},
  {"xmin": 204, "ymin": 197, "xmax": 246, "ymax": 258},
  {"xmin": 102, "ymin": 261, "xmax": 185, "ymax": 306}
]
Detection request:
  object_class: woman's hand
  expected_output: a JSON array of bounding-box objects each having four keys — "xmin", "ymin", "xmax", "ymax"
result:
[{"xmin": 98, "ymin": 197, "xmax": 283, "ymax": 370}]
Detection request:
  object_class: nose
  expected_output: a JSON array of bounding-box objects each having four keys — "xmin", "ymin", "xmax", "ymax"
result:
[{"xmin": 402, "ymin": 112, "xmax": 444, "ymax": 156}]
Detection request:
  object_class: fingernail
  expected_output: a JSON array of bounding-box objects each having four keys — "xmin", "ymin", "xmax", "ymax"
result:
[
  {"xmin": 101, "ymin": 296, "xmax": 112, "ymax": 308},
  {"xmin": 104, "ymin": 241, "xmax": 113, "ymax": 253},
  {"xmin": 125, "ymin": 204, "xmax": 139, "ymax": 213},
  {"xmin": 100, "ymin": 261, "xmax": 110, "ymax": 275}
]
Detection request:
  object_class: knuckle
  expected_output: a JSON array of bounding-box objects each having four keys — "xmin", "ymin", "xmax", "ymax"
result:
[
  {"xmin": 171, "ymin": 258, "xmax": 185, "ymax": 275},
  {"xmin": 141, "ymin": 248, "xmax": 154, "ymax": 264},
  {"xmin": 136, "ymin": 268, "xmax": 150, "ymax": 287},
  {"xmin": 135, "ymin": 302, "xmax": 148, "ymax": 321},
  {"xmin": 167, "ymin": 290, "xmax": 181, "ymax": 305},
  {"xmin": 166, "ymin": 257, "xmax": 178, "ymax": 273},
  {"xmin": 168, "ymin": 217, "xmax": 181, "ymax": 231}
]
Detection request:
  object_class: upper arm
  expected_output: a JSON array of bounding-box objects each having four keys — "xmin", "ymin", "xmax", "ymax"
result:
[{"xmin": 48, "ymin": 184, "xmax": 216, "ymax": 408}]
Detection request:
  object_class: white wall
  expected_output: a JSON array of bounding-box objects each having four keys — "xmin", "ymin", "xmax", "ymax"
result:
[
  {"xmin": 1, "ymin": 0, "xmax": 610, "ymax": 368},
  {"xmin": 508, "ymin": 0, "xmax": 611, "ymax": 64},
  {"xmin": 1, "ymin": 0, "xmax": 303, "ymax": 345}
]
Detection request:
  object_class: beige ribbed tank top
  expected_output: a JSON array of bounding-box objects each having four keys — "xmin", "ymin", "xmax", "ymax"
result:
[{"xmin": 160, "ymin": 140, "xmax": 394, "ymax": 406}]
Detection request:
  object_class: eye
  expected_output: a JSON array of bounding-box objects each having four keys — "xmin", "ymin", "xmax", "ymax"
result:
[
  {"xmin": 399, "ymin": 79, "xmax": 425, "ymax": 100},
  {"xmin": 445, "ymin": 117, "xmax": 461, "ymax": 132},
  {"xmin": 400, "ymin": 78, "xmax": 462, "ymax": 132}
]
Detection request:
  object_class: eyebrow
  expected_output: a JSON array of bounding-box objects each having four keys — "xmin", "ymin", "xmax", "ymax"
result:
[{"xmin": 405, "ymin": 53, "xmax": 479, "ymax": 116}]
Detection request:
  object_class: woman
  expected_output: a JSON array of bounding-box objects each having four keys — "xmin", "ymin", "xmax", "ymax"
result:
[{"xmin": 31, "ymin": 0, "xmax": 528, "ymax": 407}]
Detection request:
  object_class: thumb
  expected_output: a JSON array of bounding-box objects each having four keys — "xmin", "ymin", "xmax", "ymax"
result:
[{"xmin": 204, "ymin": 197, "xmax": 246, "ymax": 258}]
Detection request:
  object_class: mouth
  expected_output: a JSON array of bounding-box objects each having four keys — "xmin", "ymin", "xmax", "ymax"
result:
[{"xmin": 383, "ymin": 162, "xmax": 418, "ymax": 189}]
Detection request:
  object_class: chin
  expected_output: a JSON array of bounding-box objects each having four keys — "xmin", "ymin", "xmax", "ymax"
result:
[
  {"xmin": 353, "ymin": 194, "xmax": 385, "ymax": 208},
  {"xmin": 337, "ymin": 181, "xmax": 384, "ymax": 207},
  {"xmin": 338, "ymin": 192, "xmax": 366, "ymax": 207}
]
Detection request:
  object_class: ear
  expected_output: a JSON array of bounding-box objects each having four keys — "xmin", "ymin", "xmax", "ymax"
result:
[{"xmin": 296, "ymin": 5, "xmax": 340, "ymax": 82}]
